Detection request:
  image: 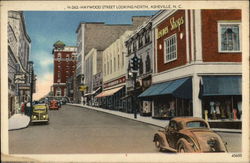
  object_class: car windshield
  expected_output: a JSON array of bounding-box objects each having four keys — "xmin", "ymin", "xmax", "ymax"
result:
[
  {"xmin": 186, "ymin": 121, "xmax": 208, "ymax": 128},
  {"xmin": 33, "ymin": 105, "xmax": 46, "ymax": 111}
]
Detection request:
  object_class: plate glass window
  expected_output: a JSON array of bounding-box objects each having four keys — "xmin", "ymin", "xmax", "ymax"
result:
[
  {"xmin": 219, "ymin": 23, "xmax": 241, "ymax": 52},
  {"xmin": 164, "ymin": 34, "xmax": 177, "ymax": 63}
]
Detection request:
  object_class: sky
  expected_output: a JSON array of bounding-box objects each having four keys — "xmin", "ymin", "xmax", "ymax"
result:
[{"xmin": 23, "ymin": 11, "xmax": 158, "ymax": 100}]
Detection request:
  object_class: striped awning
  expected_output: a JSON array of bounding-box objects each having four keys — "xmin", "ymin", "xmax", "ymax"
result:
[{"xmin": 95, "ymin": 86, "xmax": 124, "ymax": 98}]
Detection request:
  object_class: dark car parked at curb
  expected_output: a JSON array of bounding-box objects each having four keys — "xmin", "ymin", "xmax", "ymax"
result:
[{"xmin": 153, "ymin": 117, "xmax": 227, "ymax": 153}]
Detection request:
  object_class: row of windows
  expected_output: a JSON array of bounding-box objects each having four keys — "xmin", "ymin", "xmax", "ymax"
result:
[
  {"xmin": 103, "ymin": 51, "xmax": 125, "ymax": 76},
  {"xmin": 163, "ymin": 23, "xmax": 241, "ymax": 63},
  {"xmin": 128, "ymin": 30, "xmax": 151, "ymax": 54},
  {"xmin": 56, "ymin": 53, "xmax": 76, "ymax": 59}
]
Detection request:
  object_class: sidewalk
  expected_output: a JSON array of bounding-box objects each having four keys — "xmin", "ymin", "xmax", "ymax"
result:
[
  {"xmin": 68, "ymin": 103, "xmax": 242, "ymax": 133},
  {"xmin": 9, "ymin": 114, "xmax": 30, "ymax": 131}
]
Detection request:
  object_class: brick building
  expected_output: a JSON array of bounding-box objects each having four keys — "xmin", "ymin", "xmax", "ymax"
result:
[
  {"xmin": 52, "ymin": 41, "xmax": 77, "ymax": 97},
  {"xmin": 139, "ymin": 10, "xmax": 242, "ymax": 128}
]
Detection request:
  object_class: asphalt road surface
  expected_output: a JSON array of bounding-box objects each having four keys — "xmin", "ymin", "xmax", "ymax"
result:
[{"xmin": 9, "ymin": 104, "xmax": 241, "ymax": 154}]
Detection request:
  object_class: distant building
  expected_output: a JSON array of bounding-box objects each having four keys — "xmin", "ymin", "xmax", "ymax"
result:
[
  {"xmin": 75, "ymin": 16, "xmax": 150, "ymax": 104},
  {"xmin": 96, "ymin": 31, "xmax": 133, "ymax": 111},
  {"xmin": 8, "ymin": 11, "xmax": 32, "ymax": 117},
  {"xmin": 52, "ymin": 41, "xmax": 77, "ymax": 97},
  {"xmin": 84, "ymin": 48, "xmax": 103, "ymax": 105}
]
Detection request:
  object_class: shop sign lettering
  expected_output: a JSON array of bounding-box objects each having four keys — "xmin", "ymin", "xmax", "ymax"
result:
[
  {"xmin": 157, "ymin": 16, "xmax": 185, "ymax": 39},
  {"xmin": 14, "ymin": 74, "xmax": 26, "ymax": 84}
]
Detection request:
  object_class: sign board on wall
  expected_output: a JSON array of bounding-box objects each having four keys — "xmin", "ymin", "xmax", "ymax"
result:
[{"xmin": 14, "ymin": 74, "xmax": 26, "ymax": 84}]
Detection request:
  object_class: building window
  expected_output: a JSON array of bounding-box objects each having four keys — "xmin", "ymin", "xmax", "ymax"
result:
[
  {"xmin": 56, "ymin": 87, "xmax": 61, "ymax": 96},
  {"xmin": 66, "ymin": 54, "xmax": 69, "ymax": 61},
  {"xmin": 164, "ymin": 34, "xmax": 177, "ymax": 63},
  {"xmin": 117, "ymin": 54, "xmax": 120, "ymax": 70},
  {"xmin": 139, "ymin": 57, "xmax": 143, "ymax": 75},
  {"xmin": 107, "ymin": 61, "xmax": 109, "ymax": 75},
  {"xmin": 114, "ymin": 57, "xmax": 116, "ymax": 72},
  {"xmin": 146, "ymin": 54, "xmax": 151, "ymax": 73},
  {"xmin": 145, "ymin": 31, "xmax": 150, "ymax": 44},
  {"xmin": 122, "ymin": 52, "xmax": 124, "ymax": 68},
  {"xmin": 133, "ymin": 41, "xmax": 137, "ymax": 52},
  {"xmin": 128, "ymin": 43, "xmax": 131, "ymax": 54},
  {"xmin": 110, "ymin": 59, "xmax": 112, "ymax": 74},
  {"xmin": 218, "ymin": 23, "xmax": 241, "ymax": 52},
  {"xmin": 57, "ymin": 53, "xmax": 61, "ymax": 58},
  {"xmin": 139, "ymin": 35, "xmax": 143, "ymax": 48}
]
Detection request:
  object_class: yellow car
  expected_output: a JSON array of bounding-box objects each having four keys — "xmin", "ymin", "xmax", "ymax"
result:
[{"xmin": 31, "ymin": 104, "xmax": 49, "ymax": 124}]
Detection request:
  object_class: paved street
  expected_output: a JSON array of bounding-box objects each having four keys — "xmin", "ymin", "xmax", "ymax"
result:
[
  {"xmin": 9, "ymin": 104, "xmax": 160, "ymax": 154},
  {"xmin": 9, "ymin": 104, "xmax": 241, "ymax": 154}
]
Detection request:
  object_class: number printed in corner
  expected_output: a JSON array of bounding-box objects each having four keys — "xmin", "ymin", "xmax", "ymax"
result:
[{"xmin": 232, "ymin": 153, "xmax": 242, "ymax": 157}]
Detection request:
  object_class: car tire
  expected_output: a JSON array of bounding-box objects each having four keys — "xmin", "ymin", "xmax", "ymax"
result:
[
  {"xmin": 177, "ymin": 138, "xmax": 193, "ymax": 153},
  {"xmin": 154, "ymin": 136, "xmax": 162, "ymax": 151}
]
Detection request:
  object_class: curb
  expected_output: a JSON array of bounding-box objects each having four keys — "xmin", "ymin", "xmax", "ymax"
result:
[{"xmin": 68, "ymin": 104, "xmax": 242, "ymax": 133}]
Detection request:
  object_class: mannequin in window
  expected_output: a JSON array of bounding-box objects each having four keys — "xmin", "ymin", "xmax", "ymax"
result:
[
  {"xmin": 209, "ymin": 101, "xmax": 216, "ymax": 119},
  {"xmin": 225, "ymin": 100, "xmax": 232, "ymax": 119},
  {"xmin": 215, "ymin": 101, "xmax": 221, "ymax": 119}
]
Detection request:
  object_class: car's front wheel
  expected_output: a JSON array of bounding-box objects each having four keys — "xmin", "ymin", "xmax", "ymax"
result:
[{"xmin": 177, "ymin": 138, "xmax": 194, "ymax": 153}]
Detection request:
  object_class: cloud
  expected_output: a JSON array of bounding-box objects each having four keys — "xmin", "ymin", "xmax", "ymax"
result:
[{"xmin": 33, "ymin": 72, "xmax": 53, "ymax": 100}]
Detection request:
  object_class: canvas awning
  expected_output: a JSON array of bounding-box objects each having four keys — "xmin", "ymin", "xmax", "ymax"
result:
[
  {"xmin": 95, "ymin": 86, "xmax": 124, "ymax": 98},
  {"xmin": 201, "ymin": 76, "xmax": 241, "ymax": 96},
  {"xmin": 138, "ymin": 77, "xmax": 192, "ymax": 99}
]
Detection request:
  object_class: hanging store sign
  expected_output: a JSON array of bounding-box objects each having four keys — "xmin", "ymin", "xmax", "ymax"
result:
[
  {"xmin": 19, "ymin": 86, "xmax": 30, "ymax": 90},
  {"xmin": 14, "ymin": 74, "xmax": 26, "ymax": 84},
  {"xmin": 79, "ymin": 85, "xmax": 88, "ymax": 92}
]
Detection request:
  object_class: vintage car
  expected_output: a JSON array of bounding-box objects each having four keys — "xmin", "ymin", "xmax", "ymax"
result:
[
  {"xmin": 153, "ymin": 117, "xmax": 227, "ymax": 153},
  {"xmin": 31, "ymin": 104, "xmax": 49, "ymax": 124},
  {"xmin": 49, "ymin": 100, "xmax": 59, "ymax": 110}
]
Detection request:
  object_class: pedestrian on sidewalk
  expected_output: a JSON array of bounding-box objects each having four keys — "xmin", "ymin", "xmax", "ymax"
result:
[{"xmin": 21, "ymin": 102, "xmax": 25, "ymax": 114}]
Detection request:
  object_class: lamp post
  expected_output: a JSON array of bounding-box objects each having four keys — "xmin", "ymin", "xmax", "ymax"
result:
[
  {"xmin": 80, "ymin": 74, "xmax": 85, "ymax": 105},
  {"xmin": 28, "ymin": 61, "xmax": 34, "ymax": 117},
  {"xmin": 129, "ymin": 53, "xmax": 141, "ymax": 119}
]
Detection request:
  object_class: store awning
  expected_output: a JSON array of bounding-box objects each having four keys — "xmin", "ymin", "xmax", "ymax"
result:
[
  {"xmin": 138, "ymin": 77, "xmax": 192, "ymax": 99},
  {"xmin": 201, "ymin": 76, "xmax": 241, "ymax": 96},
  {"xmin": 95, "ymin": 86, "xmax": 124, "ymax": 98}
]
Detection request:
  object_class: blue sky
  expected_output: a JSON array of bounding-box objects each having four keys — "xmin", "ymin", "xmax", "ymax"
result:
[{"xmin": 23, "ymin": 11, "xmax": 158, "ymax": 99}]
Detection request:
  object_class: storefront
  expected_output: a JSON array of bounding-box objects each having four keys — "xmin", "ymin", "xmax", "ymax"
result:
[
  {"xmin": 200, "ymin": 75, "xmax": 242, "ymax": 121},
  {"xmin": 138, "ymin": 77, "xmax": 193, "ymax": 119},
  {"xmin": 95, "ymin": 86, "xmax": 125, "ymax": 110},
  {"xmin": 140, "ymin": 75, "xmax": 152, "ymax": 116}
]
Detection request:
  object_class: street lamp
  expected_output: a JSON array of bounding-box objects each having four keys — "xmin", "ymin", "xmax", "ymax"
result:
[
  {"xmin": 129, "ymin": 53, "xmax": 141, "ymax": 119},
  {"xmin": 80, "ymin": 74, "xmax": 85, "ymax": 105},
  {"xmin": 28, "ymin": 61, "xmax": 34, "ymax": 117}
]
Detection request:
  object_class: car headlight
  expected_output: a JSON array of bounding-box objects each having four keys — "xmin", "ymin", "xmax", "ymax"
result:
[{"xmin": 33, "ymin": 115, "xmax": 36, "ymax": 119}]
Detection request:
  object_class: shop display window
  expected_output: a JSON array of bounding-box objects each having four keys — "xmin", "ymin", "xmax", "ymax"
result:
[{"xmin": 202, "ymin": 96, "xmax": 242, "ymax": 120}]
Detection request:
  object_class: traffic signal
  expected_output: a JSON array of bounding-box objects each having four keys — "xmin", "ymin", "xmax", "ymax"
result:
[{"xmin": 132, "ymin": 55, "xmax": 141, "ymax": 71}]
